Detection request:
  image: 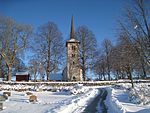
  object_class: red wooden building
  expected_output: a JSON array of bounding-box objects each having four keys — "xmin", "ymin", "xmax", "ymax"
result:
[{"xmin": 16, "ymin": 72, "xmax": 30, "ymax": 81}]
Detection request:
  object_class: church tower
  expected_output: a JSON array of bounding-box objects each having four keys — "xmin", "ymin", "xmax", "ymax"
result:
[{"xmin": 66, "ymin": 16, "xmax": 82, "ymax": 81}]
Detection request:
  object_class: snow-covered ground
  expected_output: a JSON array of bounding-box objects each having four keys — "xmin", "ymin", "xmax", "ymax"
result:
[
  {"xmin": 106, "ymin": 83, "xmax": 150, "ymax": 113},
  {"xmin": 0, "ymin": 82, "xmax": 150, "ymax": 113},
  {"xmin": 0, "ymin": 83, "xmax": 99, "ymax": 113}
]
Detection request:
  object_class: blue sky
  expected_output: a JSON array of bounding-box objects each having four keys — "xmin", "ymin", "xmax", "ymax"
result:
[
  {"xmin": 0, "ymin": 0, "xmax": 128, "ymax": 78},
  {"xmin": 0, "ymin": 0, "xmax": 126, "ymax": 45}
]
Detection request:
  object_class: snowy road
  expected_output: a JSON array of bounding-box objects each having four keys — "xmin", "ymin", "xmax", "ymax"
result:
[{"xmin": 82, "ymin": 88, "xmax": 108, "ymax": 113}]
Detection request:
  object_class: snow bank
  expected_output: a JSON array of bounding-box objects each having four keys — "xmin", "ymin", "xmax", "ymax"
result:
[
  {"xmin": 123, "ymin": 83, "xmax": 150, "ymax": 105},
  {"xmin": 106, "ymin": 87, "xmax": 126, "ymax": 113},
  {"xmin": 42, "ymin": 84, "xmax": 100, "ymax": 113},
  {"xmin": 106, "ymin": 83, "xmax": 150, "ymax": 113},
  {"xmin": 0, "ymin": 83, "xmax": 100, "ymax": 113},
  {"xmin": 56, "ymin": 88, "xmax": 99, "ymax": 113}
]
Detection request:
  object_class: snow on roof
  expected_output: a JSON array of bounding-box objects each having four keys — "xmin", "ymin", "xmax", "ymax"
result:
[
  {"xmin": 16, "ymin": 71, "xmax": 29, "ymax": 75},
  {"xmin": 68, "ymin": 38, "xmax": 80, "ymax": 42},
  {"xmin": 50, "ymin": 73, "xmax": 62, "ymax": 81}
]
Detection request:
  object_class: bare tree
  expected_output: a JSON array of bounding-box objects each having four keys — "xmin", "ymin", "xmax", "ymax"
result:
[
  {"xmin": 115, "ymin": 34, "xmax": 139, "ymax": 88},
  {"xmin": 14, "ymin": 57, "xmax": 27, "ymax": 72},
  {"xmin": 118, "ymin": 0, "xmax": 150, "ymax": 74},
  {"xmin": 76, "ymin": 26, "xmax": 97, "ymax": 81},
  {"xmin": 110, "ymin": 46, "xmax": 124, "ymax": 80},
  {"xmin": 0, "ymin": 16, "xmax": 32, "ymax": 81},
  {"xmin": 0, "ymin": 55, "xmax": 7, "ymax": 79},
  {"xmin": 93, "ymin": 54, "xmax": 107, "ymax": 80},
  {"xmin": 102, "ymin": 39, "xmax": 113, "ymax": 80},
  {"xmin": 36, "ymin": 21, "xmax": 64, "ymax": 80},
  {"xmin": 28, "ymin": 58, "xmax": 40, "ymax": 81},
  {"xmin": 38, "ymin": 62, "xmax": 45, "ymax": 81}
]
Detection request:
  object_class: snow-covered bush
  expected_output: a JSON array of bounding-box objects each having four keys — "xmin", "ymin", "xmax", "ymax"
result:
[
  {"xmin": 116, "ymin": 83, "xmax": 150, "ymax": 105},
  {"xmin": 128, "ymin": 83, "xmax": 150, "ymax": 105},
  {"xmin": 69, "ymin": 84, "xmax": 89, "ymax": 95},
  {"xmin": 112, "ymin": 84, "xmax": 124, "ymax": 90}
]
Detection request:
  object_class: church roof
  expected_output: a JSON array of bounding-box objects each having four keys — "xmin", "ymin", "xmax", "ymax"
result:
[
  {"xmin": 66, "ymin": 16, "xmax": 80, "ymax": 45},
  {"xmin": 70, "ymin": 16, "xmax": 75, "ymax": 39}
]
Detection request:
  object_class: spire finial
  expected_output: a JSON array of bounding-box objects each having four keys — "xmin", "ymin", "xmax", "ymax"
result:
[{"xmin": 70, "ymin": 15, "xmax": 75, "ymax": 39}]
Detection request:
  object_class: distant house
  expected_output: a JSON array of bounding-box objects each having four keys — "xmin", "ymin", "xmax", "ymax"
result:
[
  {"xmin": 16, "ymin": 72, "xmax": 30, "ymax": 81},
  {"xmin": 50, "ymin": 73, "xmax": 62, "ymax": 81}
]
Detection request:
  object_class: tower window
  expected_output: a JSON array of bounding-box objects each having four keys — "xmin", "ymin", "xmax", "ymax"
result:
[
  {"xmin": 72, "ymin": 54, "xmax": 75, "ymax": 57},
  {"xmin": 72, "ymin": 61, "xmax": 75, "ymax": 65},
  {"xmin": 73, "ymin": 76, "xmax": 76, "ymax": 80},
  {"xmin": 72, "ymin": 45, "xmax": 76, "ymax": 50}
]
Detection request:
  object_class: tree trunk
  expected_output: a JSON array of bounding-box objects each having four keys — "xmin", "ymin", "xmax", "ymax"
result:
[
  {"xmin": 46, "ymin": 49, "xmax": 50, "ymax": 81},
  {"xmin": 82, "ymin": 67, "xmax": 86, "ymax": 81},
  {"xmin": 34, "ymin": 72, "xmax": 37, "ymax": 82},
  {"xmin": 102, "ymin": 71, "xmax": 106, "ymax": 80},
  {"xmin": 8, "ymin": 65, "xmax": 12, "ymax": 81},
  {"xmin": 116, "ymin": 70, "xmax": 119, "ymax": 80},
  {"xmin": 126, "ymin": 68, "xmax": 134, "ymax": 88},
  {"xmin": 108, "ymin": 71, "xmax": 110, "ymax": 80},
  {"xmin": 82, "ymin": 56, "xmax": 86, "ymax": 81},
  {"xmin": 46, "ymin": 36, "xmax": 51, "ymax": 81},
  {"xmin": 99, "ymin": 74, "xmax": 102, "ymax": 80},
  {"xmin": 129, "ymin": 71, "xmax": 134, "ymax": 88},
  {"xmin": 107, "ymin": 63, "xmax": 110, "ymax": 80},
  {"xmin": 106, "ymin": 51, "xmax": 111, "ymax": 81},
  {"xmin": 126, "ymin": 65, "xmax": 134, "ymax": 88},
  {"xmin": 46, "ymin": 70, "xmax": 50, "ymax": 81},
  {"xmin": 141, "ymin": 61, "xmax": 147, "ymax": 79}
]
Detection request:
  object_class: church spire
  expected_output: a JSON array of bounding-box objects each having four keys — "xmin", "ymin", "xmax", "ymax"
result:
[{"xmin": 70, "ymin": 16, "xmax": 75, "ymax": 39}]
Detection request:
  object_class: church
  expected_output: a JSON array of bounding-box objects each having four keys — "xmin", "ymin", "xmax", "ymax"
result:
[{"xmin": 62, "ymin": 16, "xmax": 83, "ymax": 81}]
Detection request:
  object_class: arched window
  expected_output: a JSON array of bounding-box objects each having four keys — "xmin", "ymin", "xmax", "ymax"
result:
[
  {"xmin": 72, "ymin": 61, "xmax": 75, "ymax": 65},
  {"xmin": 73, "ymin": 76, "xmax": 76, "ymax": 80},
  {"xmin": 72, "ymin": 54, "xmax": 75, "ymax": 57},
  {"xmin": 72, "ymin": 45, "xmax": 76, "ymax": 50}
]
